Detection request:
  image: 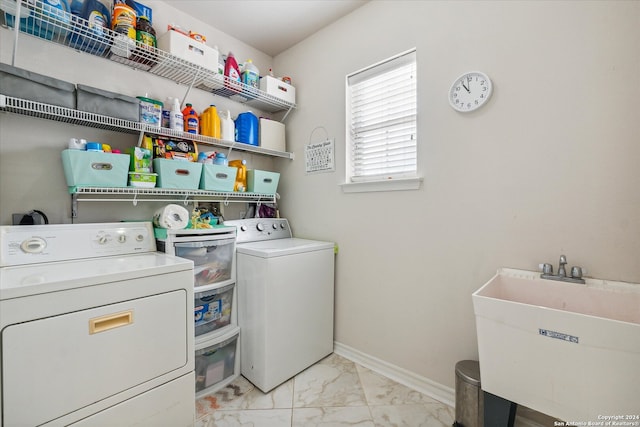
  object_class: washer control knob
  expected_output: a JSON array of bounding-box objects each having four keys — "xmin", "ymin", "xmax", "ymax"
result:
[
  {"xmin": 272, "ymin": 223, "xmax": 278, "ymax": 230},
  {"xmin": 118, "ymin": 233, "xmax": 127, "ymax": 243},
  {"xmin": 256, "ymin": 223, "xmax": 265, "ymax": 231},
  {"xmin": 280, "ymin": 223, "xmax": 286, "ymax": 229},
  {"xmin": 96, "ymin": 232, "xmax": 108, "ymax": 245},
  {"xmin": 20, "ymin": 237, "xmax": 46, "ymax": 254},
  {"xmin": 240, "ymin": 225, "xmax": 247, "ymax": 232},
  {"xmin": 136, "ymin": 234, "xmax": 144, "ymax": 242}
]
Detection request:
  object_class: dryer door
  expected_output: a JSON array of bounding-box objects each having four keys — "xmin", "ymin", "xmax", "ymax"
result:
[{"xmin": 2, "ymin": 290, "xmax": 188, "ymax": 426}]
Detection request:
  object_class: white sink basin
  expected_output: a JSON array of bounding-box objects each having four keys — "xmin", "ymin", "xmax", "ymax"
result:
[{"xmin": 473, "ymin": 268, "xmax": 640, "ymax": 422}]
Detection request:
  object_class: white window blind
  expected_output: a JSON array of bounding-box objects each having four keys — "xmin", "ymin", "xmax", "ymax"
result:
[{"xmin": 347, "ymin": 49, "xmax": 417, "ymax": 182}]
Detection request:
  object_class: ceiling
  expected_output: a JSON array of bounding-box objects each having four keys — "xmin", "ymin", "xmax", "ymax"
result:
[{"xmin": 162, "ymin": 0, "xmax": 369, "ymax": 57}]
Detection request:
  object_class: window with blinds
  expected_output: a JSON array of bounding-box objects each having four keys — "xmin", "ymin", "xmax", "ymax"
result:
[{"xmin": 346, "ymin": 49, "xmax": 417, "ymax": 183}]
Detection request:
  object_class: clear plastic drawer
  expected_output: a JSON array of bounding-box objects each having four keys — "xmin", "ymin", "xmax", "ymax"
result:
[{"xmin": 175, "ymin": 237, "xmax": 235, "ymax": 287}]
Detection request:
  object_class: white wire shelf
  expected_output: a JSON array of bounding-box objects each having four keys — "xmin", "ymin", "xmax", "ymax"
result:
[
  {"xmin": 1, "ymin": 0, "xmax": 296, "ymax": 114},
  {"xmin": 0, "ymin": 95, "xmax": 295, "ymax": 159},
  {"xmin": 70, "ymin": 186, "xmax": 277, "ymax": 218}
]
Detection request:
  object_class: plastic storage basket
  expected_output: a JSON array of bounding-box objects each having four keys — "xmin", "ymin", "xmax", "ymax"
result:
[
  {"xmin": 174, "ymin": 237, "xmax": 235, "ymax": 288},
  {"xmin": 194, "ymin": 283, "xmax": 235, "ymax": 336}
]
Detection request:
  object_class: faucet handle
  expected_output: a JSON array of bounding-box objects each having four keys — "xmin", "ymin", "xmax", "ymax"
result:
[
  {"xmin": 570, "ymin": 266, "xmax": 583, "ymax": 279},
  {"xmin": 540, "ymin": 263, "xmax": 553, "ymax": 275}
]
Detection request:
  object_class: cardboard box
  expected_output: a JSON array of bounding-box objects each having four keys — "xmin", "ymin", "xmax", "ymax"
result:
[
  {"xmin": 61, "ymin": 149, "xmax": 130, "ymax": 188},
  {"xmin": 259, "ymin": 118, "xmax": 285, "ymax": 152},
  {"xmin": 259, "ymin": 75, "xmax": 295, "ymax": 104},
  {"xmin": 157, "ymin": 30, "xmax": 218, "ymax": 72}
]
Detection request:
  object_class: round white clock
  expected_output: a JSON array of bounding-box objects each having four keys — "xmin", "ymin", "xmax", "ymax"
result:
[{"xmin": 448, "ymin": 71, "xmax": 493, "ymax": 112}]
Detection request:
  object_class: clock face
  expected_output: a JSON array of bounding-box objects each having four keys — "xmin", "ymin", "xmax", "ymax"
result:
[{"xmin": 449, "ymin": 71, "xmax": 493, "ymax": 112}]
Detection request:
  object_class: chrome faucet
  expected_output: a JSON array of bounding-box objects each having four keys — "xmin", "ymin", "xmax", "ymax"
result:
[
  {"xmin": 540, "ymin": 254, "xmax": 585, "ymax": 284},
  {"xmin": 558, "ymin": 254, "xmax": 567, "ymax": 277}
]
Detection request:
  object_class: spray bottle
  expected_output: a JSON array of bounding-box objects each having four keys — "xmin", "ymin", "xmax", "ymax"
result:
[{"xmin": 169, "ymin": 98, "xmax": 184, "ymax": 131}]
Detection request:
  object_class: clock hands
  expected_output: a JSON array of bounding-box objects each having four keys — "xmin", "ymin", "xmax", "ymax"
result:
[{"xmin": 461, "ymin": 79, "xmax": 470, "ymax": 93}]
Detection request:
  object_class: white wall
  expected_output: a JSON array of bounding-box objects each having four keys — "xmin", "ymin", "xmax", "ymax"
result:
[
  {"xmin": 0, "ymin": 1, "xmax": 275, "ymax": 224},
  {"xmin": 274, "ymin": 0, "xmax": 640, "ymax": 389}
]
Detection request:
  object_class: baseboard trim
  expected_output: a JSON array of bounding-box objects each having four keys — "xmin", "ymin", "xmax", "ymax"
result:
[
  {"xmin": 333, "ymin": 341, "xmax": 545, "ymax": 427},
  {"xmin": 333, "ymin": 341, "xmax": 455, "ymax": 408}
]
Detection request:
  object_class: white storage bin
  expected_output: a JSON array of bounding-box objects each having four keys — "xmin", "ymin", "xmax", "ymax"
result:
[
  {"xmin": 259, "ymin": 76, "xmax": 295, "ymax": 104},
  {"xmin": 157, "ymin": 30, "xmax": 218, "ymax": 72},
  {"xmin": 259, "ymin": 118, "xmax": 285, "ymax": 152}
]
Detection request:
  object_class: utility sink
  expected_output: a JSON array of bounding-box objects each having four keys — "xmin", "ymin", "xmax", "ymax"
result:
[{"xmin": 473, "ymin": 268, "xmax": 640, "ymax": 422}]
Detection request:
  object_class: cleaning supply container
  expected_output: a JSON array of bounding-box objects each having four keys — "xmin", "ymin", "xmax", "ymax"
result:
[
  {"xmin": 242, "ymin": 59, "xmax": 260, "ymax": 89},
  {"xmin": 200, "ymin": 105, "xmax": 221, "ymax": 138},
  {"xmin": 6, "ymin": 0, "xmax": 71, "ymax": 40},
  {"xmin": 111, "ymin": 1, "xmax": 136, "ymax": 57},
  {"xmin": 228, "ymin": 159, "xmax": 247, "ymax": 192},
  {"xmin": 137, "ymin": 96, "xmax": 162, "ymax": 127},
  {"xmin": 234, "ymin": 111, "xmax": 258, "ymax": 146},
  {"xmin": 224, "ymin": 51, "xmax": 242, "ymax": 93},
  {"xmin": 67, "ymin": 0, "xmax": 111, "ymax": 55},
  {"xmin": 220, "ymin": 109, "xmax": 235, "ymax": 142},
  {"xmin": 182, "ymin": 103, "xmax": 199, "ymax": 134},
  {"xmin": 169, "ymin": 98, "xmax": 184, "ymax": 131}
]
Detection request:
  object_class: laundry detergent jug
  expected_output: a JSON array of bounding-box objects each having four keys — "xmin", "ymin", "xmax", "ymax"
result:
[{"xmin": 234, "ymin": 111, "xmax": 258, "ymax": 146}]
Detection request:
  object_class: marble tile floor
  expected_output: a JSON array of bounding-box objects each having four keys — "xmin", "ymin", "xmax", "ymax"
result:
[{"xmin": 195, "ymin": 353, "xmax": 455, "ymax": 427}]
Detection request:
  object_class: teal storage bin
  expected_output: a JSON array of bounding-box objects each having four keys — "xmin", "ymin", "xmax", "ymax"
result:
[
  {"xmin": 246, "ymin": 169, "xmax": 280, "ymax": 194},
  {"xmin": 200, "ymin": 164, "xmax": 237, "ymax": 192},
  {"xmin": 153, "ymin": 159, "xmax": 202, "ymax": 189},
  {"xmin": 61, "ymin": 149, "xmax": 130, "ymax": 188}
]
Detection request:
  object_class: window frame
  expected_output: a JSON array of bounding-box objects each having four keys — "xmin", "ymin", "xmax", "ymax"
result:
[{"xmin": 342, "ymin": 48, "xmax": 422, "ymax": 193}]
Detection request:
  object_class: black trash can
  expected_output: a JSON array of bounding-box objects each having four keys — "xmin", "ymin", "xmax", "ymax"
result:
[{"xmin": 453, "ymin": 360, "xmax": 483, "ymax": 427}]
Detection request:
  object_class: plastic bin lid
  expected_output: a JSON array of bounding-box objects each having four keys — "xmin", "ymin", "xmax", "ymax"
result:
[{"xmin": 455, "ymin": 360, "xmax": 481, "ymax": 386}]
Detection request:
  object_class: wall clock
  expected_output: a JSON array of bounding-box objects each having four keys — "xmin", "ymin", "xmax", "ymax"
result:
[{"xmin": 448, "ymin": 71, "xmax": 493, "ymax": 112}]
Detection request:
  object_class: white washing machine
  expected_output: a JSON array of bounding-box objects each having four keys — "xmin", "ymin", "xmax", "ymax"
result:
[
  {"xmin": 0, "ymin": 222, "xmax": 195, "ymax": 427},
  {"xmin": 224, "ymin": 218, "xmax": 335, "ymax": 393}
]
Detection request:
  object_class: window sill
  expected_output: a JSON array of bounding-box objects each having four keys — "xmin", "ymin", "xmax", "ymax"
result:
[{"xmin": 340, "ymin": 177, "xmax": 423, "ymax": 193}]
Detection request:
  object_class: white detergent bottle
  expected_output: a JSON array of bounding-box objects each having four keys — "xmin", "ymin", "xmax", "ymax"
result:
[
  {"xmin": 169, "ymin": 97, "xmax": 184, "ymax": 131},
  {"xmin": 220, "ymin": 109, "xmax": 235, "ymax": 142},
  {"xmin": 242, "ymin": 59, "xmax": 260, "ymax": 89}
]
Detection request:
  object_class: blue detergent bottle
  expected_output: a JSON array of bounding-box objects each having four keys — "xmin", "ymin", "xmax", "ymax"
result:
[
  {"xmin": 68, "ymin": 0, "xmax": 112, "ymax": 55},
  {"xmin": 234, "ymin": 111, "xmax": 258, "ymax": 146},
  {"xmin": 6, "ymin": 0, "xmax": 72, "ymax": 40}
]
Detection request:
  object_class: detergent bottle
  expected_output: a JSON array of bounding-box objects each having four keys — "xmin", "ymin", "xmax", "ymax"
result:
[
  {"xmin": 200, "ymin": 105, "xmax": 221, "ymax": 138},
  {"xmin": 224, "ymin": 51, "xmax": 242, "ymax": 92},
  {"xmin": 68, "ymin": 0, "xmax": 111, "ymax": 55},
  {"xmin": 220, "ymin": 109, "xmax": 235, "ymax": 142},
  {"xmin": 229, "ymin": 159, "xmax": 247, "ymax": 192},
  {"xmin": 182, "ymin": 103, "xmax": 199, "ymax": 134},
  {"xmin": 235, "ymin": 111, "xmax": 258, "ymax": 146},
  {"xmin": 242, "ymin": 59, "xmax": 260, "ymax": 89}
]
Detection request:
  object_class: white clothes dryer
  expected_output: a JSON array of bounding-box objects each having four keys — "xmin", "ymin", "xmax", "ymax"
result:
[
  {"xmin": 224, "ymin": 218, "xmax": 335, "ymax": 393},
  {"xmin": 0, "ymin": 222, "xmax": 195, "ymax": 427}
]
